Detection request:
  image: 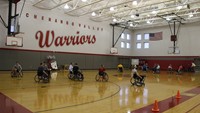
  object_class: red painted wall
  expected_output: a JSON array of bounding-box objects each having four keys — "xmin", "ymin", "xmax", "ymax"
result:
[
  {"xmin": 146, "ymin": 60, "xmax": 193, "ymax": 71},
  {"xmin": 136, "ymin": 56, "xmax": 196, "ymax": 71}
]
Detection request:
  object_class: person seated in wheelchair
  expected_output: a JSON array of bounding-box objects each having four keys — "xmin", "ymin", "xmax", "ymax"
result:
[
  {"xmin": 152, "ymin": 64, "xmax": 160, "ymax": 74},
  {"xmin": 99, "ymin": 65, "xmax": 106, "ymax": 76},
  {"xmin": 73, "ymin": 63, "xmax": 79, "ymax": 77},
  {"xmin": 37, "ymin": 63, "xmax": 49, "ymax": 80},
  {"xmin": 167, "ymin": 64, "xmax": 173, "ymax": 73},
  {"xmin": 132, "ymin": 67, "xmax": 144, "ymax": 83},
  {"xmin": 142, "ymin": 63, "xmax": 148, "ymax": 72},
  {"xmin": 190, "ymin": 62, "xmax": 196, "ymax": 72},
  {"xmin": 177, "ymin": 65, "xmax": 183, "ymax": 75},
  {"xmin": 12, "ymin": 61, "xmax": 23, "ymax": 76},
  {"xmin": 117, "ymin": 64, "xmax": 123, "ymax": 72},
  {"xmin": 72, "ymin": 63, "xmax": 83, "ymax": 79},
  {"xmin": 43, "ymin": 62, "xmax": 51, "ymax": 78}
]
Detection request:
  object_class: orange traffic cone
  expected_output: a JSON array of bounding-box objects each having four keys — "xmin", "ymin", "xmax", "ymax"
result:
[
  {"xmin": 152, "ymin": 100, "xmax": 159, "ymax": 112},
  {"xmin": 176, "ymin": 90, "xmax": 181, "ymax": 99}
]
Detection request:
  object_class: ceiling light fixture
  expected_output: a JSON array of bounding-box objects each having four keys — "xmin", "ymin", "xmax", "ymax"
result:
[
  {"xmin": 91, "ymin": 12, "xmax": 96, "ymax": 16},
  {"xmin": 189, "ymin": 13, "xmax": 193, "ymax": 18},
  {"xmin": 146, "ymin": 20, "xmax": 151, "ymax": 24},
  {"xmin": 152, "ymin": 10, "xmax": 158, "ymax": 14},
  {"xmin": 146, "ymin": 20, "xmax": 153, "ymax": 24},
  {"xmin": 64, "ymin": 4, "xmax": 69, "ymax": 9},
  {"xmin": 166, "ymin": 17, "xmax": 171, "ymax": 20},
  {"xmin": 176, "ymin": 5, "xmax": 183, "ymax": 10},
  {"xmin": 131, "ymin": 15, "xmax": 135, "ymax": 18},
  {"xmin": 110, "ymin": 7, "xmax": 115, "ymax": 11},
  {"xmin": 113, "ymin": 18, "xmax": 117, "ymax": 22},
  {"xmin": 132, "ymin": 1, "xmax": 138, "ymax": 5},
  {"xmin": 81, "ymin": 0, "xmax": 87, "ymax": 2}
]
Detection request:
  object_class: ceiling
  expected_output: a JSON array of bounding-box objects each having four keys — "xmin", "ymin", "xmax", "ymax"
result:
[{"xmin": 5, "ymin": 0, "xmax": 200, "ymax": 29}]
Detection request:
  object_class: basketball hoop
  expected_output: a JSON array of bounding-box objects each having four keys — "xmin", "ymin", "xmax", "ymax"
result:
[
  {"xmin": 6, "ymin": 36, "xmax": 23, "ymax": 47},
  {"xmin": 168, "ymin": 46, "xmax": 180, "ymax": 54},
  {"xmin": 110, "ymin": 47, "xmax": 118, "ymax": 54}
]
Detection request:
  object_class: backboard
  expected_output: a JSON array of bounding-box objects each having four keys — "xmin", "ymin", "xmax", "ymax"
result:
[{"xmin": 6, "ymin": 34, "xmax": 23, "ymax": 47}]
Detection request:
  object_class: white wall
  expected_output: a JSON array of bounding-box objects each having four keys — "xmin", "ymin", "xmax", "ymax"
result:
[
  {"xmin": 132, "ymin": 22, "xmax": 200, "ymax": 56},
  {"xmin": 0, "ymin": 1, "xmax": 133, "ymax": 56}
]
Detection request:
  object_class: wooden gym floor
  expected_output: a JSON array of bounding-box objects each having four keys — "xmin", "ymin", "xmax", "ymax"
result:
[{"xmin": 0, "ymin": 69, "xmax": 200, "ymax": 113}]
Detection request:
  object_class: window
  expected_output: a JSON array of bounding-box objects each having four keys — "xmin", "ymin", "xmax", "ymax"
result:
[
  {"xmin": 136, "ymin": 43, "xmax": 141, "ymax": 49},
  {"xmin": 120, "ymin": 33, "xmax": 132, "ymax": 49},
  {"xmin": 121, "ymin": 42, "xmax": 125, "ymax": 48},
  {"xmin": 127, "ymin": 34, "xmax": 131, "ymax": 40},
  {"xmin": 126, "ymin": 43, "xmax": 130, "ymax": 48},
  {"xmin": 136, "ymin": 34, "xmax": 142, "ymax": 40},
  {"xmin": 144, "ymin": 33, "xmax": 149, "ymax": 40},
  {"xmin": 121, "ymin": 33, "xmax": 125, "ymax": 39},
  {"xmin": 144, "ymin": 42, "xmax": 149, "ymax": 48}
]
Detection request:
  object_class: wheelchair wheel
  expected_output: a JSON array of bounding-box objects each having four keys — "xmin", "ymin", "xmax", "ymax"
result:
[
  {"xmin": 11, "ymin": 70, "xmax": 23, "ymax": 78},
  {"xmin": 130, "ymin": 78, "xmax": 143, "ymax": 87},
  {"xmin": 19, "ymin": 71, "xmax": 23, "ymax": 77},
  {"xmin": 34, "ymin": 75, "xmax": 40, "ymax": 82},
  {"xmin": 11, "ymin": 71, "xmax": 15, "ymax": 77},
  {"xmin": 95, "ymin": 73, "xmax": 109, "ymax": 82},
  {"xmin": 95, "ymin": 74, "xmax": 100, "ymax": 81},
  {"xmin": 130, "ymin": 78, "xmax": 134, "ymax": 85},
  {"xmin": 11, "ymin": 70, "xmax": 19, "ymax": 77},
  {"xmin": 43, "ymin": 77, "xmax": 50, "ymax": 83},
  {"xmin": 118, "ymin": 68, "xmax": 123, "ymax": 72},
  {"xmin": 103, "ymin": 73, "xmax": 109, "ymax": 82},
  {"xmin": 67, "ymin": 73, "xmax": 73, "ymax": 79},
  {"xmin": 77, "ymin": 73, "xmax": 84, "ymax": 81}
]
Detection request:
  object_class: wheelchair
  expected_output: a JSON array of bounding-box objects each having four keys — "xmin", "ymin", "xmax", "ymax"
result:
[
  {"xmin": 130, "ymin": 74, "xmax": 146, "ymax": 87},
  {"xmin": 11, "ymin": 68, "xmax": 23, "ymax": 78},
  {"xmin": 118, "ymin": 67, "xmax": 123, "ymax": 72},
  {"xmin": 95, "ymin": 72, "xmax": 109, "ymax": 82},
  {"xmin": 167, "ymin": 68, "xmax": 173, "ymax": 74},
  {"xmin": 67, "ymin": 71, "xmax": 84, "ymax": 81},
  {"xmin": 34, "ymin": 72, "xmax": 50, "ymax": 83},
  {"xmin": 153, "ymin": 68, "xmax": 160, "ymax": 74}
]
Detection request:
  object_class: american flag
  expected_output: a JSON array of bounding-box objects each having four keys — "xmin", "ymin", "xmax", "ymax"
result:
[{"xmin": 149, "ymin": 32, "xmax": 163, "ymax": 41}]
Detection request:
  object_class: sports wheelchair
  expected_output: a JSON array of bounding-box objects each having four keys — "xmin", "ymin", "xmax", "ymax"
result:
[
  {"xmin": 118, "ymin": 67, "xmax": 123, "ymax": 72},
  {"xmin": 34, "ymin": 71, "xmax": 50, "ymax": 83},
  {"xmin": 67, "ymin": 71, "xmax": 84, "ymax": 81},
  {"xmin": 95, "ymin": 72, "xmax": 109, "ymax": 82},
  {"xmin": 11, "ymin": 68, "xmax": 23, "ymax": 78},
  {"xmin": 130, "ymin": 74, "xmax": 146, "ymax": 87}
]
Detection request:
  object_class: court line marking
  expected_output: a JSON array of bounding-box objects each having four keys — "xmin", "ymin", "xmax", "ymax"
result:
[
  {"xmin": 131, "ymin": 86, "xmax": 200, "ymax": 113},
  {"xmin": 0, "ymin": 92, "xmax": 33, "ymax": 113},
  {"xmin": 34, "ymin": 81, "xmax": 121, "ymax": 113},
  {"xmin": 186, "ymin": 101, "xmax": 200, "ymax": 113}
]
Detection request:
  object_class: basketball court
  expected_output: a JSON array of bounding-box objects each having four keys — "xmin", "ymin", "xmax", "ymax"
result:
[{"xmin": 0, "ymin": 69, "xmax": 200, "ymax": 113}]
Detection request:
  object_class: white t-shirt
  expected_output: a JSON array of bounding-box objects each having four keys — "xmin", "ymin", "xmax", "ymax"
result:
[
  {"xmin": 157, "ymin": 65, "xmax": 160, "ymax": 69},
  {"xmin": 192, "ymin": 63, "xmax": 196, "ymax": 67},
  {"xmin": 69, "ymin": 65, "xmax": 73, "ymax": 71},
  {"xmin": 132, "ymin": 68, "xmax": 137, "ymax": 73}
]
